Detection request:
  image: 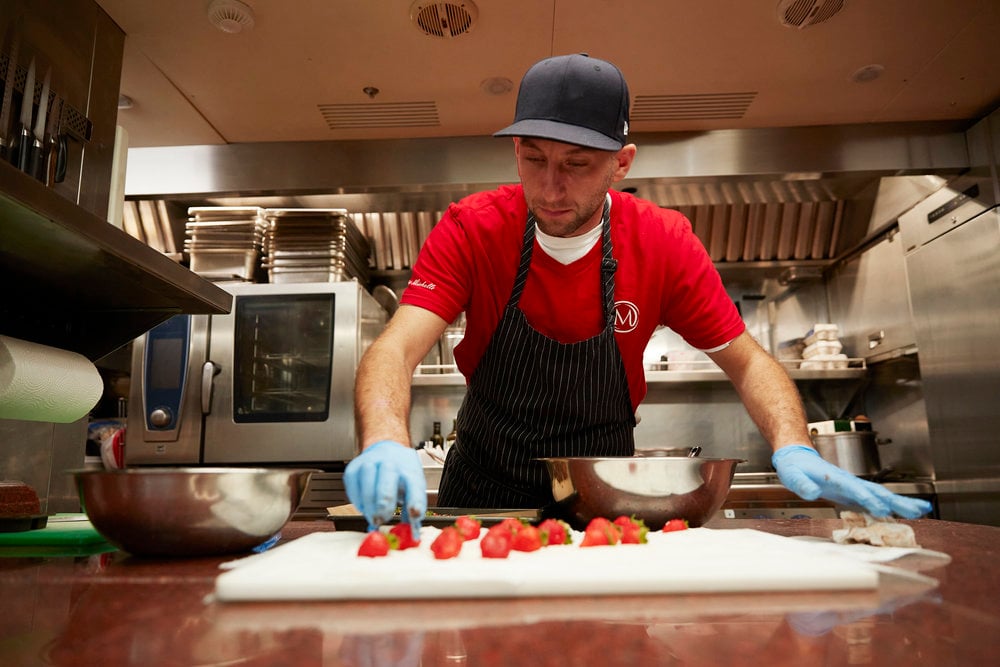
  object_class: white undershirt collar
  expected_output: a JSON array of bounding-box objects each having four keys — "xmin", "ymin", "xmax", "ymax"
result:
[{"xmin": 534, "ymin": 194, "xmax": 611, "ymax": 265}]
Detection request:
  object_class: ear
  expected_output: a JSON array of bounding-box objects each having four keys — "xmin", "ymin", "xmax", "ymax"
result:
[{"xmin": 611, "ymin": 144, "xmax": 637, "ymax": 183}]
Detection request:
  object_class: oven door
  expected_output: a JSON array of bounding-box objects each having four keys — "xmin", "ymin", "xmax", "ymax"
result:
[
  {"xmin": 202, "ymin": 282, "xmax": 361, "ymax": 464},
  {"xmin": 126, "ymin": 313, "xmax": 210, "ymax": 464}
]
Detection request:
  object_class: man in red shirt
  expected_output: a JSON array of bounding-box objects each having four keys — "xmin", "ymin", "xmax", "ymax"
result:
[{"xmin": 345, "ymin": 54, "xmax": 931, "ymax": 530}]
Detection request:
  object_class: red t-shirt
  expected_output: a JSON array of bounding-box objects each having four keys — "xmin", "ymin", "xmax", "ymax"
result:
[{"xmin": 400, "ymin": 185, "xmax": 745, "ymax": 410}]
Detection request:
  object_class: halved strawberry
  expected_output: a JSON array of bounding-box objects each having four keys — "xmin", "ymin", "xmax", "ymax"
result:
[
  {"xmin": 480, "ymin": 523, "xmax": 514, "ymax": 558},
  {"xmin": 537, "ymin": 518, "xmax": 572, "ymax": 546},
  {"xmin": 511, "ymin": 525, "xmax": 543, "ymax": 552},
  {"xmin": 430, "ymin": 526, "xmax": 464, "ymax": 559},
  {"xmin": 579, "ymin": 517, "xmax": 621, "ymax": 547},
  {"xmin": 613, "ymin": 515, "xmax": 649, "ymax": 544},
  {"xmin": 661, "ymin": 518, "xmax": 690, "ymax": 533},
  {"xmin": 453, "ymin": 515, "xmax": 482, "ymax": 541},
  {"xmin": 389, "ymin": 523, "xmax": 421, "ymax": 550},
  {"xmin": 357, "ymin": 530, "xmax": 391, "ymax": 557}
]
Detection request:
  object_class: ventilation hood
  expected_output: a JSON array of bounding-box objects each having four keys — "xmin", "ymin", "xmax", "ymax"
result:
[{"xmin": 122, "ymin": 122, "xmax": 971, "ymax": 278}]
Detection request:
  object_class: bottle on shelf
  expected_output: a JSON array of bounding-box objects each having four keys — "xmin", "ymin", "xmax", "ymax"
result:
[
  {"xmin": 445, "ymin": 419, "xmax": 457, "ymax": 448},
  {"xmin": 431, "ymin": 421, "xmax": 444, "ymax": 449}
]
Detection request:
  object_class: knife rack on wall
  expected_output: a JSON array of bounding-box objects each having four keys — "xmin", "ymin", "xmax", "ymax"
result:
[{"xmin": 0, "ymin": 51, "xmax": 92, "ymax": 186}]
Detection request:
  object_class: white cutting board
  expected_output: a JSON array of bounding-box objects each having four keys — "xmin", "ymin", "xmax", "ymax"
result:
[{"xmin": 214, "ymin": 528, "xmax": 882, "ymax": 601}]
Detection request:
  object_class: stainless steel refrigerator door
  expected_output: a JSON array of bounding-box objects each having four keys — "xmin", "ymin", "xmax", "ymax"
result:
[
  {"xmin": 202, "ymin": 282, "xmax": 365, "ymax": 464},
  {"xmin": 905, "ymin": 207, "xmax": 1000, "ymax": 522},
  {"xmin": 125, "ymin": 314, "xmax": 210, "ymax": 464}
]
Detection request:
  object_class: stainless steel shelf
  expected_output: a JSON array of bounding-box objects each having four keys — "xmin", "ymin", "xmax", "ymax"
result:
[
  {"xmin": 0, "ymin": 162, "xmax": 232, "ymax": 360},
  {"xmin": 413, "ymin": 362, "xmax": 867, "ymax": 386}
]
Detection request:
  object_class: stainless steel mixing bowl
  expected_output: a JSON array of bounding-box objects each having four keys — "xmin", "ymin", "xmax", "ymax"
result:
[
  {"xmin": 72, "ymin": 467, "xmax": 318, "ymax": 557},
  {"xmin": 539, "ymin": 456, "xmax": 744, "ymax": 530}
]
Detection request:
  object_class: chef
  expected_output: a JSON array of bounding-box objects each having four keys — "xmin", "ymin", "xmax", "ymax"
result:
[{"xmin": 345, "ymin": 53, "xmax": 932, "ymax": 530}]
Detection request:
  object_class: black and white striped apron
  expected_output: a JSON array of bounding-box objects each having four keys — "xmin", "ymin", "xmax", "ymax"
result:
[{"xmin": 437, "ymin": 199, "xmax": 635, "ymax": 508}]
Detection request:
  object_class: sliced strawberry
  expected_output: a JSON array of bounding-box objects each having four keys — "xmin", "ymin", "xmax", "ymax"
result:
[
  {"xmin": 511, "ymin": 525, "xmax": 543, "ymax": 552},
  {"xmin": 537, "ymin": 518, "xmax": 572, "ymax": 546},
  {"xmin": 453, "ymin": 515, "xmax": 482, "ymax": 541},
  {"xmin": 429, "ymin": 526, "xmax": 464, "ymax": 559},
  {"xmin": 357, "ymin": 530, "xmax": 391, "ymax": 557},
  {"xmin": 389, "ymin": 523, "xmax": 421, "ymax": 550},
  {"xmin": 480, "ymin": 524, "xmax": 514, "ymax": 558},
  {"xmin": 661, "ymin": 518, "xmax": 690, "ymax": 533}
]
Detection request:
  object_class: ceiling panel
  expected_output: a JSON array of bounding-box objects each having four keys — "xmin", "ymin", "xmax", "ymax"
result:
[{"xmin": 96, "ymin": 0, "xmax": 1000, "ymax": 148}]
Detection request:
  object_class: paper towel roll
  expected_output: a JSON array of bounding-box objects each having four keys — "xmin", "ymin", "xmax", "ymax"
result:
[{"xmin": 0, "ymin": 336, "xmax": 104, "ymax": 423}]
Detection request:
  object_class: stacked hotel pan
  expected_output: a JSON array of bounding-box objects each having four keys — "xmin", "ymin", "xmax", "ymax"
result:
[
  {"xmin": 261, "ymin": 208, "xmax": 371, "ymax": 285},
  {"xmin": 185, "ymin": 207, "xmax": 267, "ymax": 281}
]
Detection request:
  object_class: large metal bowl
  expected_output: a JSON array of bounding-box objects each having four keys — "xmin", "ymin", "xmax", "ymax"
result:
[
  {"xmin": 71, "ymin": 467, "xmax": 318, "ymax": 557},
  {"xmin": 539, "ymin": 456, "xmax": 744, "ymax": 530}
]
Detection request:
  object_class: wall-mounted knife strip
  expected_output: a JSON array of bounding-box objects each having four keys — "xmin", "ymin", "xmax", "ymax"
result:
[{"xmin": 0, "ymin": 52, "xmax": 92, "ymax": 142}]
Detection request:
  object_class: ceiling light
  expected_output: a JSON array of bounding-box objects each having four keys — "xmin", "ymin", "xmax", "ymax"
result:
[
  {"xmin": 207, "ymin": 0, "xmax": 256, "ymax": 34},
  {"xmin": 117, "ymin": 94, "xmax": 134, "ymax": 110}
]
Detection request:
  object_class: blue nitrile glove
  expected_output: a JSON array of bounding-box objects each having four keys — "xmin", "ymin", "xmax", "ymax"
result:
[
  {"xmin": 772, "ymin": 445, "xmax": 932, "ymax": 519},
  {"xmin": 344, "ymin": 440, "xmax": 427, "ymax": 531}
]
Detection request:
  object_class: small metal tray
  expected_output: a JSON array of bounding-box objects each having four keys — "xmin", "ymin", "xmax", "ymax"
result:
[{"xmin": 328, "ymin": 507, "xmax": 539, "ymax": 532}]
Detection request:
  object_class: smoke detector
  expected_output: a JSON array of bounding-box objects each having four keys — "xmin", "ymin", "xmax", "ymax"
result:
[
  {"xmin": 410, "ymin": 1, "xmax": 478, "ymax": 38},
  {"xmin": 776, "ymin": 0, "xmax": 846, "ymax": 29},
  {"xmin": 207, "ymin": 0, "xmax": 256, "ymax": 34}
]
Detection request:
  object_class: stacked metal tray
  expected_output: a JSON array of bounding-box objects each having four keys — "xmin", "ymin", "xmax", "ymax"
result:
[
  {"xmin": 262, "ymin": 208, "xmax": 371, "ymax": 284},
  {"xmin": 185, "ymin": 207, "xmax": 266, "ymax": 281}
]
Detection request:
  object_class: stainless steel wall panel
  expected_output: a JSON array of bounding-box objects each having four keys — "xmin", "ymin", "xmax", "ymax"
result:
[{"xmin": 906, "ymin": 209, "xmax": 1000, "ymax": 524}]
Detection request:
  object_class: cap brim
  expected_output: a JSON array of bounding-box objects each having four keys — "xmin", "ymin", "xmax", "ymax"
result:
[{"xmin": 493, "ymin": 119, "xmax": 623, "ymax": 151}]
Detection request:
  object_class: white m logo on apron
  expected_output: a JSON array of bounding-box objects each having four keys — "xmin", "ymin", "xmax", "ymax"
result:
[{"xmin": 614, "ymin": 301, "xmax": 639, "ymax": 333}]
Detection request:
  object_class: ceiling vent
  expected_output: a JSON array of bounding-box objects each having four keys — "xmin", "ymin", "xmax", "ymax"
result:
[
  {"xmin": 319, "ymin": 102, "xmax": 440, "ymax": 130},
  {"xmin": 631, "ymin": 93, "xmax": 757, "ymax": 121},
  {"xmin": 410, "ymin": 1, "xmax": 478, "ymax": 38},
  {"xmin": 207, "ymin": 0, "xmax": 256, "ymax": 34},
  {"xmin": 777, "ymin": 0, "xmax": 846, "ymax": 29}
]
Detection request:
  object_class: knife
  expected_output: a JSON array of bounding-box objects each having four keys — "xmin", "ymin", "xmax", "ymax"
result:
[
  {"xmin": 26, "ymin": 66, "xmax": 49, "ymax": 180},
  {"xmin": 0, "ymin": 28, "xmax": 20, "ymax": 161},
  {"xmin": 44, "ymin": 96, "xmax": 63, "ymax": 186},
  {"xmin": 12, "ymin": 56, "xmax": 33, "ymax": 170}
]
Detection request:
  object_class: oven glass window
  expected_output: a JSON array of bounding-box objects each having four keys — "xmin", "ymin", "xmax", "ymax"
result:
[{"xmin": 232, "ymin": 293, "xmax": 335, "ymax": 422}]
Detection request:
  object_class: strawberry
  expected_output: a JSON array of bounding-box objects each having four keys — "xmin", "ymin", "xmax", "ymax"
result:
[
  {"xmin": 662, "ymin": 518, "xmax": 690, "ymax": 533},
  {"xmin": 613, "ymin": 515, "xmax": 649, "ymax": 544},
  {"xmin": 580, "ymin": 517, "xmax": 621, "ymax": 547},
  {"xmin": 429, "ymin": 526, "xmax": 464, "ymax": 560},
  {"xmin": 453, "ymin": 515, "xmax": 482, "ymax": 541},
  {"xmin": 480, "ymin": 524, "xmax": 514, "ymax": 558},
  {"xmin": 511, "ymin": 525, "xmax": 543, "ymax": 552},
  {"xmin": 357, "ymin": 530, "xmax": 391, "ymax": 557},
  {"xmin": 389, "ymin": 523, "xmax": 421, "ymax": 550},
  {"xmin": 496, "ymin": 517, "xmax": 526, "ymax": 535},
  {"xmin": 537, "ymin": 518, "xmax": 572, "ymax": 546}
]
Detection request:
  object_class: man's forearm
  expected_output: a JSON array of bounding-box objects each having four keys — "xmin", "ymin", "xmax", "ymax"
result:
[
  {"xmin": 711, "ymin": 333, "xmax": 812, "ymax": 451},
  {"xmin": 354, "ymin": 339, "xmax": 416, "ymax": 450}
]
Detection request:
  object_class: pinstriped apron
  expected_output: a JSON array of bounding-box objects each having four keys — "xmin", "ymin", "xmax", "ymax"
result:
[{"xmin": 437, "ymin": 199, "xmax": 635, "ymax": 508}]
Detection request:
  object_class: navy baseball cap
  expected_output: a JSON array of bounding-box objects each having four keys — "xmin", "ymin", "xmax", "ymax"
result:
[{"xmin": 494, "ymin": 53, "xmax": 630, "ymax": 151}]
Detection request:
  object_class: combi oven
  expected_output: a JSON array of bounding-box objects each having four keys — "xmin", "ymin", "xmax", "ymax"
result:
[{"xmin": 126, "ymin": 281, "xmax": 385, "ymax": 467}]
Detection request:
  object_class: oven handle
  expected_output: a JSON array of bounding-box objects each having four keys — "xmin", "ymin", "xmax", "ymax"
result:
[{"xmin": 201, "ymin": 361, "xmax": 221, "ymax": 415}]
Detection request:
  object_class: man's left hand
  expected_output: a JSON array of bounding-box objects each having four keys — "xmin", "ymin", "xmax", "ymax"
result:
[{"xmin": 772, "ymin": 445, "xmax": 932, "ymax": 519}]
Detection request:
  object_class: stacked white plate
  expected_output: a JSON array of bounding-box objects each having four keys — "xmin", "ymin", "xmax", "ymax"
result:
[
  {"xmin": 262, "ymin": 208, "xmax": 371, "ymax": 285},
  {"xmin": 185, "ymin": 207, "xmax": 266, "ymax": 281}
]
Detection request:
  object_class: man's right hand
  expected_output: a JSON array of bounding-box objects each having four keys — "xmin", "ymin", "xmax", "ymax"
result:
[{"xmin": 344, "ymin": 440, "xmax": 428, "ymax": 531}]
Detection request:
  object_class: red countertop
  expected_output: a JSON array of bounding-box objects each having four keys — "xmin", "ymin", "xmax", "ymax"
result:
[{"xmin": 1, "ymin": 517, "xmax": 998, "ymax": 666}]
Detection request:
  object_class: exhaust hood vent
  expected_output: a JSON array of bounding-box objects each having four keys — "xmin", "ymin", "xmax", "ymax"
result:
[
  {"xmin": 631, "ymin": 93, "xmax": 757, "ymax": 121},
  {"xmin": 319, "ymin": 101, "xmax": 440, "ymax": 129},
  {"xmin": 410, "ymin": 1, "xmax": 478, "ymax": 38},
  {"xmin": 777, "ymin": 0, "xmax": 847, "ymax": 29}
]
